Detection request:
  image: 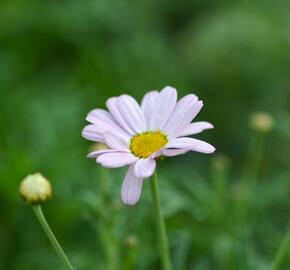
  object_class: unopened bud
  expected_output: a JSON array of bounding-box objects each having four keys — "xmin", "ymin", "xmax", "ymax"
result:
[
  {"xmin": 19, "ymin": 173, "xmax": 52, "ymax": 204},
  {"xmin": 249, "ymin": 112, "xmax": 274, "ymax": 133},
  {"xmin": 89, "ymin": 143, "xmax": 108, "ymax": 153},
  {"xmin": 212, "ymin": 154, "xmax": 231, "ymax": 171},
  {"xmin": 123, "ymin": 234, "xmax": 138, "ymax": 248}
]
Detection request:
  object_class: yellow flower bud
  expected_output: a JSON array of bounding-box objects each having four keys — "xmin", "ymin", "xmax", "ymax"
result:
[
  {"xmin": 249, "ymin": 111, "xmax": 274, "ymax": 133},
  {"xmin": 89, "ymin": 142, "xmax": 108, "ymax": 153},
  {"xmin": 19, "ymin": 173, "xmax": 52, "ymax": 204},
  {"xmin": 123, "ymin": 234, "xmax": 138, "ymax": 248}
]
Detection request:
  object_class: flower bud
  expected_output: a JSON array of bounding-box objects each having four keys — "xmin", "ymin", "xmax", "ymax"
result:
[
  {"xmin": 123, "ymin": 234, "xmax": 138, "ymax": 248},
  {"xmin": 89, "ymin": 142, "xmax": 108, "ymax": 153},
  {"xmin": 212, "ymin": 154, "xmax": 231, "ymax": 171},
  {"xmin": 249, "ymin": 111, "xmax": 274, "ymax": 133},
  {"xmin": 19, "ymin": 173, "xmax": 52, "ymax": 204}
]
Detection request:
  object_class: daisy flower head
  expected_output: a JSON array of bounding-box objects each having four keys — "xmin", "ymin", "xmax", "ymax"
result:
[{"xmin": 82, "ymin": 86, "xmax": 215, "ymax": 205}]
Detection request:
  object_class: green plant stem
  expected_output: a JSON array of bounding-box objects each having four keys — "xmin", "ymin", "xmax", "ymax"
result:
[
  {"xmin": 150, "ymin": 172, "xmax": 171, "ymax": 270},
  {"xmin": 271, "ymin": 229, "xmax": 290, "ymax": 270},
  {"xmin": 122, "ymin": 248, "xmax": 137, "ymax": 270},
  {"xmin": 33, "ymin": 205, "xmax": 75, "ymax": 270},
  {"xmin": 243, "ymin": 131, "xmax": 266, "ymax": 186},
  {"xmin": 235, "ymin": 131, "xmax": 266, "ymax": 224}
]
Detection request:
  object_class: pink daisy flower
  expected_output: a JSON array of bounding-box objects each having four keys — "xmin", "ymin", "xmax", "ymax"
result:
[{"xmin": 82, "ymin": 86, "xmax": 215, "ymax": 205}]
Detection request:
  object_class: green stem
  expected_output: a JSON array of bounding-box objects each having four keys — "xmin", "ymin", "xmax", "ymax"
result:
[
  {"xmin": 122, "ymin": 247, "xmax": 136, "ymax": 270},
  {"xmin": 150, "ymin": 172, "xmax": 171, "ymax": 270},
  {"xmin": 271, "ymin": 229, "xmax": 290, "ymax": 270},
  {"xmin": 243, "ymin": 131, "xmax": 266, "ymax": 186},
  {"xmin": 33, "ymin": 205, "xmax": 75, "ymax": 270}
]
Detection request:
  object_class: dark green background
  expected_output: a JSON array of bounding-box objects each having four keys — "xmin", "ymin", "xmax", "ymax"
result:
[{"xmin": 1, "ymin": 1, "xmax": 290, "ymax": 269}]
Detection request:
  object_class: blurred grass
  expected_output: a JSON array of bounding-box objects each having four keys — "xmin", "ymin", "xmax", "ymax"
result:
[{"xmin": 1, "ymin": 0, "xmax": 290, "ymax": 269}]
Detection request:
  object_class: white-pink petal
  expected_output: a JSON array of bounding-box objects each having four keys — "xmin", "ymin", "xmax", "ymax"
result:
[
  {"xmin": 166, "ymin": 137, "xmax": 215, "ymax": 154},
  {"xmin": 86, "ymin": 108, "xmax": 129, "ymax": 136},
  {"xmin": 86, "ymin": 109, "xmax": 112, "ymax": 124},
  {"xmin": 150, "ymin": 86, "xmax": 177, "ymax": 130},
  {"xmin": 97, "ymin": 152, "xmax": 137, "ymax": 168},
  {"xmin": 117, "ymin": 95, "xmax": 146, "ymax": 133},
  {"xmin": 82, "ymin": 125, "xmax": 104, "ymax": 142},
  {"xmin": 106, "ymin": 97, "xmax": 135, "ymax": 135},
  {"xmin": 179, "ymin": 122, "xmax": 214, "ymax": 137},
  {"xmin": 121, "ymin": 165, "xmax": 144, "ymax": 205},
  {"xmin": 87, "ymin": 149, "xmax": 121, "ymax": 158},
  {"xmin": 134, "ymin": 158, "xmax": 156, "ymax": 178},
  {"xmin": 141, "ymin": 90, "xmax": 159, "ymax": 129},
  {"xmin": 162, "ymin": 148, "xmax": 189, "ymax": 157},
  {"xmin": 163, "ymin": 94, "xmax": 202, "ymax": 139},
  {"xmin": 103, "ymin": 131, "xmax": 129, "ymax": 151},
  {"xmin": 83, "ymin": 121, "xmax": 130, "ymax": 150}
]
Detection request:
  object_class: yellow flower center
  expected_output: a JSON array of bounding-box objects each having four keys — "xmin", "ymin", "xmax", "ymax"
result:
[{"xmin": 130, "ymin": 130, "xmax": 168, "ymax": 158}]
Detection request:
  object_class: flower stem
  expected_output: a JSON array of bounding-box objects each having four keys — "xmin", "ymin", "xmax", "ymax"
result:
[
  {"xmin": 33, "ymin": 205, "xmax": 75, "ymax": 270},
  {"xmin": 271, "ymin": 228, "xmax": 290, "ymax": 270},
  {"xmin": 150, "ymin": 172, "xmax": 171, "ymax": 270},
  {"xmin": 243, "ymin": 130, "xmax": 266, "ymax": 187}
]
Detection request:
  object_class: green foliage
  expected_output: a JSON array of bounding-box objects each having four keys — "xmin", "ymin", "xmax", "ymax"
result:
[{"xmin": 1, "ymin": 0, "xmax": 290, "ymax": 269}]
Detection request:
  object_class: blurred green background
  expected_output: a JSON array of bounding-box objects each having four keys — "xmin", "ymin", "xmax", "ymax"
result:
[{"xmin": 1, "ymin": 0, "xmax": 290, "ymax": 269}]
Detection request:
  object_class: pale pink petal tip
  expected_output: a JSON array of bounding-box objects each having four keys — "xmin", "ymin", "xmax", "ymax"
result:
[
  {"xmin": 121, "ymin": 165, "xmax": 144, "ymax": 206},
  {"xmin": 180, "ymin": 121, "xmax": 214, "ymax": 136},
  {"xmin": 166, "ymin": 137, "xmax": 216, "ymax": 154},
  {"xmin": 87, "ymin": 149, "xmax": 121, "ymax": 158},
  {"xmin": 82, "ymin": 125, "xmax": 103, "ymax": 142}
]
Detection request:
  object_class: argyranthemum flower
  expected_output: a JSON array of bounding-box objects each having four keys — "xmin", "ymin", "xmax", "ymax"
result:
[{"xmin": 82, "ymin": 86, "xmax": 215, "ymax": 205}]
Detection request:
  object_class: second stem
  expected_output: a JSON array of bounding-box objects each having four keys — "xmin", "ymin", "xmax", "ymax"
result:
[{"xmin": 33, "ymin": 205, "xmax": 75, "ymax": 270}]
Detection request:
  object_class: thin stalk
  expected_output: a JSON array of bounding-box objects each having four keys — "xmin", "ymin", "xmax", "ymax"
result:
[
  {"xmin": 271, "ymin": 229, "xmax": 290, "ymax": 270},
  {"xmin": 150, "ymin": 171, "xmax": 171, "ymax": 270},
  {"xmin": 33, "ymin": 205, "xmax": 75, "ymax": 270},
  {"xmin": 243, "ymin": 131, "xmax": 266, "ymax": 186},
  {"xmin": 235, "ymin": 131, "xmax": 266, "ymax": 223},
  {"xmin": 122, "ymin": 248, "xmax": 137, "ymax": 270}
]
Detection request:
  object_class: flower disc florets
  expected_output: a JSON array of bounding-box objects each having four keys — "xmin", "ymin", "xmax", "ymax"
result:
[{"xmin": 130, "ymin": 130, "xmax": 168, "ymax": 158}]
